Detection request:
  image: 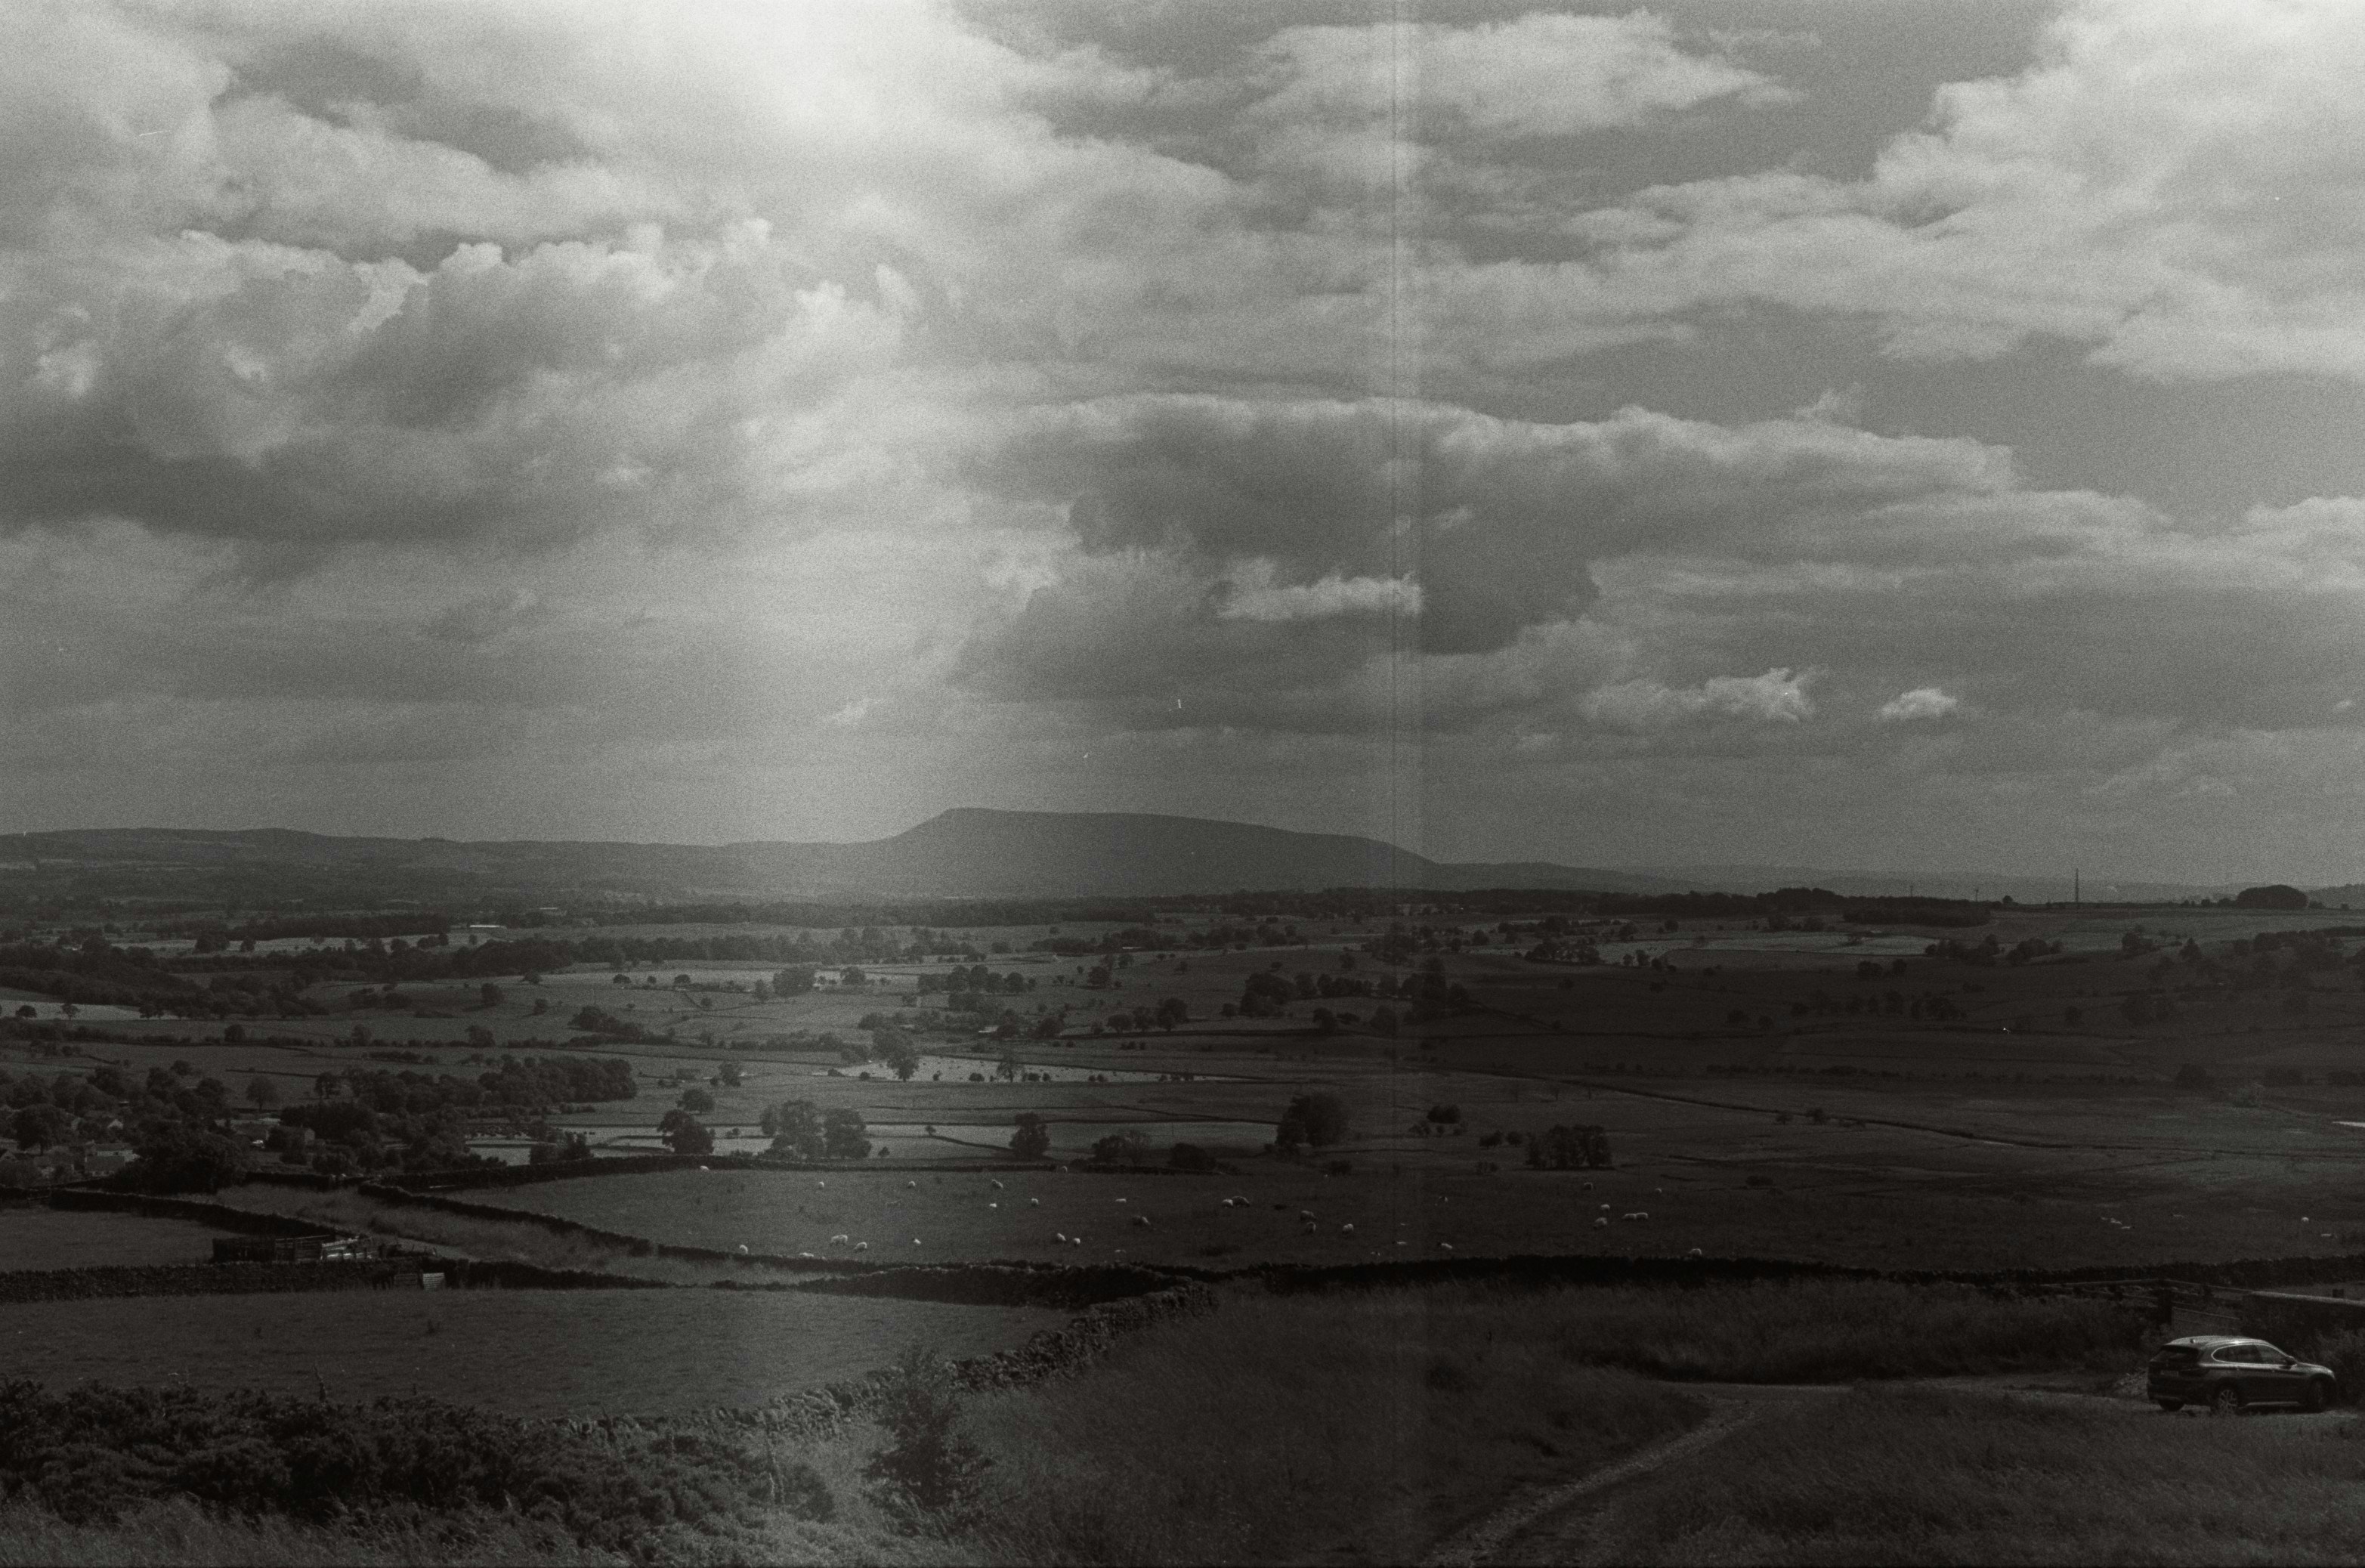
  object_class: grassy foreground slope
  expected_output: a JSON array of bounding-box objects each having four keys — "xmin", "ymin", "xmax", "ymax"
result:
[
  {"xmin": 1574, "ymin": 1387, "xmax": 2365, "ymax": 1566},
  {"xmin": 0, "ymin": 1280, "xmax": 2157, "ymax": 1566}
]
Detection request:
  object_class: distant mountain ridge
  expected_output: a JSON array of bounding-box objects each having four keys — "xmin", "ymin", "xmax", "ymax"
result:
[
  {"xmin": 0, "ymin": 809, "xmax": 1687, "ymax": 904},
  {"xmin": 0, "ymin": 809, "xmax": 2276, "ymax": 905}
]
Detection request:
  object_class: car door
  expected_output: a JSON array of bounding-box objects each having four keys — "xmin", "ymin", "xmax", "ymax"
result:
[
  {"xmin": 2215, "ymin": 1344, "xmax": 2265, "ymax": 1399},
  {"xmin": 2251, "ymin": 1343, "xmax": 2303, "ymax": 1404}
]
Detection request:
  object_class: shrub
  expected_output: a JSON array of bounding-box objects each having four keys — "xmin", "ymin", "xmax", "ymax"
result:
[
  {"xmin": 1009, "ymin": 1113, "xmax": 1051, "ymax": 1161},
  {"xmin": 1168, "ymin": 1142, "xmax": 1215, "ymax": 1173},
  {"xmin": 864, "ymin": 1347, "xmax": 990, "ymax": 1525}
]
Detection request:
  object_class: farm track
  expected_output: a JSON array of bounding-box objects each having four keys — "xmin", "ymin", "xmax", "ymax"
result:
[
  {"xmin": 1429, "ymin": 1377, "xmax": 2351, "ymax": 1566},
  {"xmin": 1423, "ymin": 1386, "xmax": 1844, "ymax": 1567}
]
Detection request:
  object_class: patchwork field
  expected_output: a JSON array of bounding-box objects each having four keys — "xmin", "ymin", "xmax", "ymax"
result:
[
  {"xmin": 0, "ymin": 1288, "xmax": 1068, "ymax": 1417},
  {"xmin": 0, "ymin": 1207, "xmax": 236, "ymax": 1270}
]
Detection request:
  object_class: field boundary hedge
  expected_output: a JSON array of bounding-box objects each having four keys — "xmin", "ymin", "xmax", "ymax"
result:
[
  {"xmin": 369, "ymin": 1152, "xmax": 1053, "ymax": 1192},
  {"xmin": 589, "ymin": 1280, "xmax": 1223, "ymax": 1442},
  {"xmin": 0, "ymin": 1255, "xmax": 669, "ymax": 1304}
]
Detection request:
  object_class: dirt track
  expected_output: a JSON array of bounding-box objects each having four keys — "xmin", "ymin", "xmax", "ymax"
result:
[{"xmin": 1422, "ymin": 1378, "xmax": 2357, "ymax": 1566}]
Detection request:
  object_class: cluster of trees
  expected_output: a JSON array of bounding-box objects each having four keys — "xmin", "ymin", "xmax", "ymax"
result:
[
  {"xmin": 1275, "ymin": 1091, "xmax": 1348, "ymax": 1152},
  {"xmin": 272, "ymin": 1058, "xmax": 637, "ymax": 1176},
  {"xmin": 1526, "ymin": 1124, "xmax": 1612, "ymax": 1169},
  {"xmin": 756, "ymin": 1099, "xmax": 871, "ymax": 1159}
]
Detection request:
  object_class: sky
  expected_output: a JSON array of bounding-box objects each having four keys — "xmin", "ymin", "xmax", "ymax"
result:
[{"xmin": 5, "ymin": 0, "xmax": 2365, "ymax": 885}]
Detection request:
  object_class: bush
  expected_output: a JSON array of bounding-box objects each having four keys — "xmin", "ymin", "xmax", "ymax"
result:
[
  {"xmin": 864, "ymin": 1347, "xmax": 990, "ymax": 1526},
  {"xmin": 1169, "ymin": 1142, "xmax": 1216, "ymax": 1173},
  {"xmin": 1009, "ymin": 1112, "xmax": 1051, "ymax": 1160}
]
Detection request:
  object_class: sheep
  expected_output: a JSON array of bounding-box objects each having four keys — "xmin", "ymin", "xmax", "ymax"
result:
[
  {"xmin": 829, "ymin": 1233, "xmax": 849, "ymax": 1245},
  {"xmin": 853, "ymin": 1241, "xmax": 869, "ymax": 1251},
  {"xmin": 1132, "ymin": 1214, "xmax": 1152, "ymax": 1229},
  {"xmin": 1055, "ymin": 1232, "xmax": 1068, "ymax": 1243},
  {"xmin": 1302, "ymin": 1220, "xmax": 1318, "ymax": 1235},
  {"xmin": 1116, "ymin": 1197, "xmax": 1127, "ymax": 1204},
  {"xmin": 1298, "ymin": 1209, "xmax": 1315, "ymax": 1221},
  {"xmin": 1340, "ymin": 1223, "xmax": 1356, "ymax": 1236},
  {"xmin": 1621, "ymin": 1211, "xmax": 1649, "ymax": 1222},
  {"xmin": 816, "ymin": 1180, "xmax": 827, "ymax": 1188},
  {"xmin": 1593, "ymin": 1217, "xmax": 1609, "ymax": 1229},
  {"xmin": 736, "ymin": 1244, "xmax": 750, "ymax": 1254},
  {"xmin": 911, "ymin": 1237, "xmax": 922, "ymax": 1247},
  {"xmin": 988, "ymin": 1202, "xmax": 999, "ymax": 1210},
  {"xmin": 991, "ymin": 1180, "xmax": 1005, "ymax": 1190},
  {"xmin": 1599, "ymin": 1202, "xmax": 1611, "ymax": 1211},
  {"xmin": 1029, "ymin": 1198, "xmax": 1040, "ymax": 1207},
  {"xmin": 1686, "ymin": 1247, "xmax": 1704, "ymax": 1257},
  {"xmin": 1439, "ymin": 1242, "xmax": 1455, "ymax": 1251},
  {"xmin": 1071, "ymin": 1235, "xmax": 1084, "ymax": 1246},
  {"xmin": 907, "ymin": 1180, "xmax": 918, "ymax": 1189}
]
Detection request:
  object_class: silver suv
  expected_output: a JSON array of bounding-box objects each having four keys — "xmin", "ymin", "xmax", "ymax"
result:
[{"xmin": 2147, "ymin": 1335, "xmax": 2336, "ymax": 1413}]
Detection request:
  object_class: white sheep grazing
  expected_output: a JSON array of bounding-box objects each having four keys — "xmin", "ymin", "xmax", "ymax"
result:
[
  {"xmin": 1340, "ymin": 1223, "xmax": 1355, "ymax": 1236},
  {"xmin": 853, "ymin": 1241, "xmax": 869, "ymax": 1251},
  {"xmin": 1055, "ymin": 1232, "xmax": 1068, "ymax": 1243},
  {"xmin": 816, "ymin": 1180, "xmax": 826, "ymax": 1188},
  {"xmin": 1623, "ymin": 1211, "xmax": 1649, "ymax": 1222},
  {"xmin": 992, "ymin": 1180, "xmax": 1005, "ymax": 1190},
  {"xmin": 1439, "ymin": 1242, "xmax": 1455, "ymax": 1251},
  {"xmin": 1298, "ymin": 1209, "xmax": 1315, "ymax": 1221},
  {"xmin": 912, "ymin": 1237, "xmax": 922, "ymax": 1246},
  {"xmin": 988, "ymin": 1202, "xmax": 998, "ymax": 1210},
  {"xmin": 1071, "ymin": 1236, "xmax": 1084, "ymax": 1246},
  {"xmin": 830, "ymin": 1233, "xmax": 850, "ymax": 1245},
  {"xmin": 1115, "ymin": 1197, "xmax": 1127, "ymax": 1204},
  {"xmin": 906, "ymin": 1180, "xmax": 917, "ymax": 1189},
  {"xmin": 1686, "ymin": 1247, "xmax": 1704, "ymax": 1257},
  {"xmin": 1029, "ymin": 1198, "xmax": 1040, "ymax": 1207},
  {"xmin": 1599, "ymin": 1202, "xmax": 1611, "ymax": 1211},
  {"xmin": 1593, "ymin": 1217, "xmax": 1610, "ymax": 1229},
  {"xmin": 1132, "ymin": 1214, "xmax": 1152, "ymax": 1229},
  {"xmin": 737, "ymin": 1244, "xmax": 750, "ymax": 1254}
]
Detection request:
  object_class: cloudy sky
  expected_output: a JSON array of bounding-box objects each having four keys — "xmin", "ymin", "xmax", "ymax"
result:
[{"xmin": 8, "ymin": 0, "xmax": 2365, "ymax": 883}]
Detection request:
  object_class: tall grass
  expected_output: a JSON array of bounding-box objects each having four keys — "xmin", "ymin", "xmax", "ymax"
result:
[
  {"xmin": 952, "ymin": 1289, "xmax": 1705, "ymax": 1565},
  {"xmin": 1583, "ymin": 1387, "xmax": 2365, "ymax": 1565}
]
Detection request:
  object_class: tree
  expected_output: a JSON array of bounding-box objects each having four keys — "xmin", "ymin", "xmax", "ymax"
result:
[
  {"xmin": 1009, "ymin": 1112, "xmax": 1050, "ymax": 1160},
  {"xmin": 1278, "ymin": 1091, "xmax": 1349, "ymax": 1149},
  {"xmin": 994, "ymin": 1045, "xmax": 1022, "ymax": 1081},
  {"xmin": 659, "ymin": 1109, "xmax": 713, "ymax": 1155},
  {"xmin": 244, "ymin": 1077, "xmax": 279, "ymax": 1109},
  {"xmin": 2236, "ymin": 883, "xmax": 2310, "ymax": 911},
  {"xmin": 824, "ymin": 1107, "xmax": 870, "ymax": 1160},
  {"xmin": 128, "ymin": 1126, "xmax": 246, "ymax": 1192},
  {"xmin": 765, "ymin": 1099, "xmax": 827, "ymax": 1158},
  {"xmin": 9, "ymin": 1103, "xmax": 70, "ymax": 1152},
  {"xmin": 1090, "ymin": 1128, "xmax": 1150, "ymax": 1165},
  {"xmin": 773, "ymin": 967, "xmax": 815, "ymax": 995},
  {"xmin": 679, "ymin": 1086, "xmax": 716, "ymax": 1114},
  {"xmin": 876, "ymin": 1028, "xmax": 921, "ymax": 1082},
  {"xmin": 717, "ymin": 1060, "xmax": 744, "ymax": 1088},
  {"xmin": 465, "ymin": 1024, "xmax": 496, "ymax": 1051},
  {"xmin": 864, "ymin": 1346, "xmax": 991, "ymax": 1523},
  {"xmin": 478, "ymin": 982, "xmax": 505, "ymax": 1008},
  {"xmin": 1154, "ymin": 997, "xmax": 1189, "ymax": 1031},
  {"xmin": 1369, "ymin": 1004, "xmax": 1399, "ymax": 1038}
]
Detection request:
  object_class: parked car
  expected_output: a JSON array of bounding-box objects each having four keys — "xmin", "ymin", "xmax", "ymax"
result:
[{"xmin": 2147, "ymin": 1335, "xmax": 2336, "ymax": 1412}]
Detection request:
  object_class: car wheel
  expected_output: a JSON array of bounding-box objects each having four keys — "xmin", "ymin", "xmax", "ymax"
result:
[
  {"xmin": 2155, "ymin": 1399, "xmax": 2184, "ymax": 1412},
  {"xmin": 2209, "ymin": 1385, "xmax": 2243, "ymax": 1415},
  {"xmin": 2304, "ymin": 1378, "xmax": 2331, "ymax": 1413}
]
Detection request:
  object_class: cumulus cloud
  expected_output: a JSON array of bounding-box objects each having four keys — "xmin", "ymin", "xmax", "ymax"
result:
[
  {"xmin": 1877, "ymin": 687, "xmax": 1961, "ymax": 722},
  {"xmin": 1217, "ymin": 568, "xmax": 1421, "ymax": 624},
  {"xmin": 1580, "ymin": 668, "xmax": 1815, "ymax": 731}
]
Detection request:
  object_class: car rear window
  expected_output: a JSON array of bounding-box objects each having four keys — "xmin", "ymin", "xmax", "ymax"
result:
[{"xmin": 2150, "ymin": 1346, "xmax": 2201, "ymax": 1366}]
